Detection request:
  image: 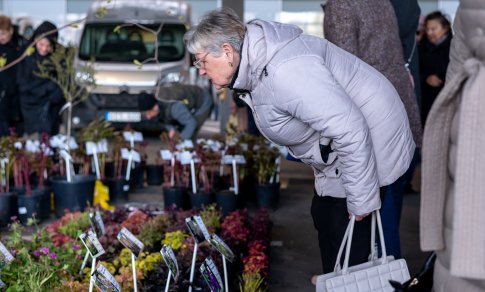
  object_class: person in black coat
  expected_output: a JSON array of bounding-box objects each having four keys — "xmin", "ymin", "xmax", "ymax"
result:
[
  {"xmin": 17, "ymin": 21, "xmax": 64, "ymax": 136},
  {"xmin": 0, "ymin": 15, "xmax": 27, "ymax": 136},
  {"xmin": 419, "ymin": 11, "xmax": 452, "ymax": 126}
]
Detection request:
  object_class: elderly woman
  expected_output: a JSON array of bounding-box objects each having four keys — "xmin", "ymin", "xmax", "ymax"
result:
[{"xmin": 185, "ymin": 9, "xmax": 415, "ymax": 274}]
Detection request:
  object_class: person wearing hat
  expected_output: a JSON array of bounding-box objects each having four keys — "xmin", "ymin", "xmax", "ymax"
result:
[
  {"xmin": 138, "ymin": 83, "xmax": 213, "ymax": 140},
  {"xmin": 0, "ymin": 15, "xmax": 28, "ymax": 136},
  {"xmin": 17, "ymin": 21, "xmax": 65, "ymax": 137}
]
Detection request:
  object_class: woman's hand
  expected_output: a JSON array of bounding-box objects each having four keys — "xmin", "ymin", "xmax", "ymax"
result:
[
  {"xmin": 349, "ymin": 213, "xmax": 369, "ymax": 222},
  {"xmin": 426, "ymin": 74, "xmax": 443, "ymax": 87}
]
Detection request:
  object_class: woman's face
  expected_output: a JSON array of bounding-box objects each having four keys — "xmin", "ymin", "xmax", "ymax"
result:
[
  {"xmin": 35, "ymin": 38, "xmax": 52, "ymax": 56},
  {"xmin": 195, "ymin": 45, "xmax": 239, "ymax": 90},
  {"xmin": 0, "ymin": 28, "xmax": 13, "ymax": 45},
  {"xmin": 426, "ymin": 19, "xmax": 449, "ymax": 44}
]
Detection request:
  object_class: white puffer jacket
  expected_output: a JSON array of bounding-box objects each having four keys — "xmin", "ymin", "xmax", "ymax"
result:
[{"xmin": 234, "ymin": 20, "xmax": 414, "ymax": 215}]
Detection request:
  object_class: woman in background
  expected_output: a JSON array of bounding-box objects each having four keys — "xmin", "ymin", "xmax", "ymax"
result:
[{"xmin": 418, "ymin": 11, "xmax": 452, "ymax": 125}]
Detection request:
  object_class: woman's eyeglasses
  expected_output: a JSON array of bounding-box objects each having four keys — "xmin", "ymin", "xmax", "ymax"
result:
[{"xmin": 193, "ymin": 52, "xmax": 209, "ymax": 69}]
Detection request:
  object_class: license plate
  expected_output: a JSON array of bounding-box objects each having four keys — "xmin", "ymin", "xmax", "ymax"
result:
[{"xmin": 105, "ymin": 112, "xmax": 141, "ymax": 122}]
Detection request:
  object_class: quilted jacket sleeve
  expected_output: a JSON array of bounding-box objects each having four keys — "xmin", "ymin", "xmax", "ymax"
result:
[{"xmin": 273, "ymin": 56, "xmax": 381, "ymax": 215}]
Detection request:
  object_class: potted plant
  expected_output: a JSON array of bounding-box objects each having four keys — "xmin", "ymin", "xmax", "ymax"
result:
[
  {"xmin": 188, "ymin": 141, "xmax": 221, "ymax": 209},
  {"xmin": 0, "ymin": 133, "xmax": 18, "ymax": 225},
  {"xmin": 252, "ymin": 138, "xmax": 280, "ymax": 209},
  {"xmin": 35, "ymin": 44, "xmax": 97, "ymax": 218},
  {"xmin": 160, "ymin": 132, "xmax": 189, "ymax": 209},
  {"xmin": 7, "ymin": 134, "xmax": 53, "ymax": 224},
  {"xmin": 106, "ymin": 132, "xmax": 130, "ymax": 203}
]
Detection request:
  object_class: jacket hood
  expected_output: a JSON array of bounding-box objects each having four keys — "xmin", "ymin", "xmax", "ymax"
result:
[
  {"xmin": 233, "ymin": 20, "xmax": 302, "ymax": 91},
  {"xmin": 32, "ymin": 21, "xmax": 58, "ymax": 44}
]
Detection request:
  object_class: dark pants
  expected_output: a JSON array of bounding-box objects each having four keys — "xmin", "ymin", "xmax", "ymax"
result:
[{"xmin": 311, "ymin": 195, "xmax": 373, "ymax": 273}]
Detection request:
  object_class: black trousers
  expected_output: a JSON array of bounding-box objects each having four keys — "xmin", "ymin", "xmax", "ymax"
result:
[{"xmin": 311, "ymin": 195, "xmax": 373, "ymax": 274}]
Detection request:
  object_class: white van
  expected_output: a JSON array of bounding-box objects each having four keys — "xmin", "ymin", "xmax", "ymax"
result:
[{"xmin": 73, "ymin": 0, "xmax": 192, "ymax": 130}]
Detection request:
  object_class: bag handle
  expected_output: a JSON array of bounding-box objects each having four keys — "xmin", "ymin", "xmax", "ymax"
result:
[{"xmin": 334, "ymin": 210, "xmax": 387, "ymax": 274}]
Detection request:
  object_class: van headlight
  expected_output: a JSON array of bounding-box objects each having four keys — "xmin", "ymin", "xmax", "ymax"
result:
[{"xmin": 160, "ymin": 72, "xmax": 182, "ymax": 84}]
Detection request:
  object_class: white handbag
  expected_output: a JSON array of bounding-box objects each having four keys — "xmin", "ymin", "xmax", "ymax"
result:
[{"xmin": 316, "ymin": 211, "xmax": 410, "ymax": 292}]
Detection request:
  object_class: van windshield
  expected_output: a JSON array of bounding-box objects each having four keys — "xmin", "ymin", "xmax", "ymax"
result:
[{"xmin": 78, "ymin": 23, "xmax": 186, "ymax": 62}]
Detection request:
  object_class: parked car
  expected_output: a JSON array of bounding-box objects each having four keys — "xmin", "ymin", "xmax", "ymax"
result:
[{"xmin": 73, "ymin": 0, "xmax": 193, "ymax": 131}]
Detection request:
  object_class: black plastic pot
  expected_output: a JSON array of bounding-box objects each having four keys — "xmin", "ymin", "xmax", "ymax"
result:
[
  {"xmin": 52, "ymin": 175, "xmax": 96, "ymax": 218},
  {"xmin": 125, "ymin": 162, "xmax": 145, "ymax": 190},
  {"xmin": 256, "ymin": 183, "xmax": 280, "ymax": 209},
  {"xmin": 12, "ymin": 186, "xmax": 52, "ymax": 222},
  {"xmin": 0, "ymin": 192, "xmax": 17, "ymax": 226},
  {"xmin": 163, "ymin": 186, "xmax": 187, "ymax": 209},
  {"xmin": 18, "ymin": 190, "xmax": 42, "ymax": 224},
  {"xmin": 189, "ymin": 191, "xmax": 214, "ymax": 210},
  {"xmin": 145, "ymin": 164, "xmax": 163, "ymax": 186},
  {"xmin": 105, "ymin": 178, "xmax": 129, "ymax": 203},
  {"xmin": 215, "ymin": 190, "xmax": 238, "ymax": 215}
]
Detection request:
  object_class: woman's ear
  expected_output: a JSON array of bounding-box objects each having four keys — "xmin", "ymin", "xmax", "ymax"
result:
[{"xmin": 221, "ymin": 43, "xmax": 235, "ymax": 60}]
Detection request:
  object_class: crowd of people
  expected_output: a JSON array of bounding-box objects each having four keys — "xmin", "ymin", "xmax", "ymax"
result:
[
  {"xmin": 1, "ymin": 0, "xmax": 483, "ymax": 289},
  {"xmin": 187, "ymin": 0, "xmax": 483, "ymax": 290}
]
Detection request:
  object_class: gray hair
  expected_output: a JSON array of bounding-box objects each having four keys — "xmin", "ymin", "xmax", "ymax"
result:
[{"xmin": 184, "ymin": 8, "xmax": 246, "ymax": 57}]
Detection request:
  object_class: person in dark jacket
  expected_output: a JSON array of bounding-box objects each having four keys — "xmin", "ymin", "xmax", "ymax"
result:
[
  {"xmin": 419, "ymin": 11, "xmax": 452, "ymax": 126},
  {"xmin": 17, "ymin": 20, "xmax": 64, "ymax": 137},
  {"xmin": 0, "ymin": 15, "xmax": 27, "ymax": 136},
  {"xmin": 138, "ymin": 83, "xmax": 213, "ymax": 140}
]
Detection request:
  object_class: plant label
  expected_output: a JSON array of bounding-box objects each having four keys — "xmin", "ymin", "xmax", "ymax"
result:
[
  {"xmin": 92, "ymin": 263, "xmax": 121, "ymax": 292},
  {"xmin": 123, "ymin": 131, "xmax": 143, "ymax": 142},
  {"xmin": 222, "ymin": 155, "xmax": 246, "ymax": 164},
  {"xmin": 50, "ymin": 134, "xmax": 78, "ymax": 150},
  {"xmin": 178, "ymin": 151, "xmax": 192, "ymax": 165},
  {"xmin": 117, "ymin": 227, "xmax": 144, "ymax": 258},
  {"xmin": 121, "ymin": 148, "xmax": 141, "ymax": 162},
  {"xmin": 160, "ymin": 149, "xmax": 172, "ymax": 160},
  {"xmin": 200, "ymin": 257, "xmax": 223, "ymax": 292},
  {"xmin": 183, "ymin": 139, "xmax": 194, "ymax": 149},
  {"xmin": 208, "ymin": 234, "xmax": 235, "ymax": 263},
  {"xmin": 185, "ymin": 216, "xmax": 210, "ymax": 244},
  {"xmin": 86, "ymin": 139, "xmax": 108, "ymax": 155},
  {"xmin": 79, "ymin": 230, "xmax": 105, "ymax": 258},
  {"xmin": 160, "ymin": 244, "xmax": 179, "ymax": 281},
  {"xmin": 18, "ymin": 207, "xmax": 27, "ymax": 215},
  {"xmin": 0, "ymin": 241, "xmax": 14, "ymax": 269},
  {"xmin": 89, "ymin": 211, "xmax": 106, "ymax": 238}
]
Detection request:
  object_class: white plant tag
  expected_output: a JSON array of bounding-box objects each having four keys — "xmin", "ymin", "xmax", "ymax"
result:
[
  {"xmin": 25, "ymin": 140, "xmax": 40, "ymax": 153},
  {"xmin": 96, "ymin": 139, "xmax": 108, "ymax": 153},
  {"xmin": 179, "ymin": 151, "xmax": 192, "ymax": 165},
  {"xmin": 200, "ymin": 257, "xmax": 223, "ymax": 292},
  {"xmin": 160, "ymin": 149, "xmax": 172, "ymax": 160},
  {"xmin": 161, "ymin": 244, "xmax": 179, "ymax": 281},
  {"xmin": 183, "ymin": 139, "xmax": 194, "ymax": 148},
  {"xmin": 222, "ymin": 155, "xmax": 246, "ymax": 164},
  {"xmin": 85, "ymin": 141, "xmax": 97, "ymax": 155},
  {"xmin": 117, "ymin": 227, "xmax": 144, "ymax": 258},
  {"xmin": 208, "ymin": 234, "xmax": 235, "ymax": 263},
  {"xmin": 185, "ymin": 216, "xmax": 210, "ymax": 244},
  {"xmin": 92, "ymin": 263, "xmax": 121, "ymax": 292},
  {"xmin": 79, "ymin": 230, "xmax": 105, "ymax": 258},
  {"xmin": 123, "ymin": 131, "xmax": 143, "ymax": 142},
  {"xmin": 89, "ymin": 212, "xmax": 106, "ymax": 238},
  {"xmin": 121, "ymin": 148, "xmax": 141, "ymax": 162},
  {"xmin": 18, "ymin": 207, "xmax": 27, "ymax": 214},
  {"xmin": 0, "ymin": 241, "xmax": 14, "ymax": 266}
]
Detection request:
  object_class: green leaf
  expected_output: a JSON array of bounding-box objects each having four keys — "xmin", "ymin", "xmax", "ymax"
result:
[
  {"xmin": 113, "ymin": 25, "xmax": 121, "ymax": 33},
  {"xmin": 0, "ymin": 57, "xmax": 6, "ymax": 68},
  {"xmin": 26, "ymin": 47, "xmax": 35, "ymax": 56},
  {"xmin": 133, "ymin": 59, "xmax": 143, "ymax": 69},
  {"xmin": 96, "ymin": 7, "xmax": 108, "ymax": 18},
  {"xmin": 69, "ymin": 23, "xmax": 79, "ymax": 29}
]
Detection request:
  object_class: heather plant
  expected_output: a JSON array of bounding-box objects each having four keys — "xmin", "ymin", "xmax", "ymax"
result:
[{"xmin": 120, "ymin": 209, "xmax": 150, "ymax": 235}]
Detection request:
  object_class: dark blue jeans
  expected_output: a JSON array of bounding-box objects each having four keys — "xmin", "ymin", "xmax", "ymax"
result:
[{"xmin": 381, "ymin": 175, "xmax": 406, "ymax": 259}]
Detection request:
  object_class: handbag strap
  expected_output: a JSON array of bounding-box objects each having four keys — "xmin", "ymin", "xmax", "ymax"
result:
[{"xmin": 334, "ymin": 210, "xmax": 388, "ymax": 274}]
